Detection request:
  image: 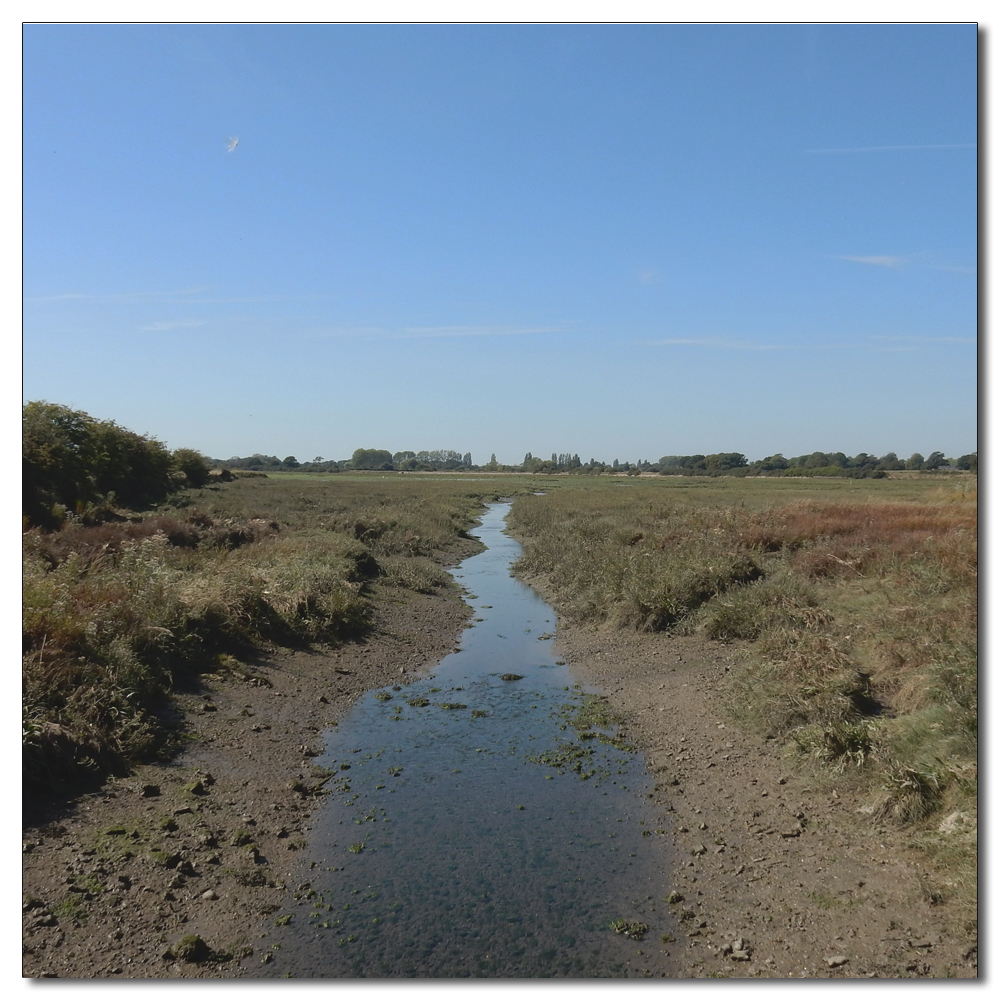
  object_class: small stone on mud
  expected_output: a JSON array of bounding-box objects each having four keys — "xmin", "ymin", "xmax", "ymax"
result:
[
  {"xmin": 141, "ymin": 785, "xmax": 160, "ymax": 798},
  {"xmin": 724, "ymin": 938, "xmax": 753, "ymax": 961},
  {"xmin": 201, "ymin": 890, "xmax": 218, "ymax": 900},
  {"xmin": 825, "ymin": 955, "xmax": 849, "ymax": 968}
]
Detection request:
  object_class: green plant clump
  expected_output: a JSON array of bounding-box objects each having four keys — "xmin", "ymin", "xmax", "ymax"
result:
[{"xmin": 609, "ymin": 919, "xmax": 648, "ymax": 940}]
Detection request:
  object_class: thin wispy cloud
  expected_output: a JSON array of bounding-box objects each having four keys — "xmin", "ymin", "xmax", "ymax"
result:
[
  {"xmin": 313, "ymin": 324, "xmax": 568, "ymax": 341},
  {"xmin": 140, "ymin": 320, "xmax": 207, "ymax": 331},
  {"xmin": 637, "ymin": 269, "xmax": 661, "ymax": 285},
  {"xmin": 869, "ymin": 335, "xmax": 975, "ymax": 345},
  {"xmin": 639, "ymin": 335, "xmax": 972, "ymax": 353},
  {"xmin": 839, "ymin": 255, "xmax": 908, "ymax": 269},
  {"xmin": 637, "ymin": 337, "xmax": 843, "ymax": 351},
  {"xmin": 27, "ymin": 288, "xmax": 210, "ymax": 303},
  {"xmin": 805, "ymin": 143, "xmax": 976, "ymax": 154},
  {"xmin": 835, "ymin": 253, "xmax": 975, "ymax": 274},
  {"xmin": 26, "ymin": 289, "xmax": 328, "ymax": 305},
  {"xmin": 399, "ymin": 325, "xmax": 565, "ymax": 340}
]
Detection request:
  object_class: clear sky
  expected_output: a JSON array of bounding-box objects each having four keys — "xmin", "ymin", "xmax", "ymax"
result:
[{"xmin": 23, "ymin": 22, "xmax": 978, "ymax": 465}]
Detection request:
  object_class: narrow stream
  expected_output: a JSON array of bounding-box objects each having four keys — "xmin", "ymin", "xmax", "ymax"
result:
[{"xmin": 261, "ymin": 503, "xmax": 678, "ymax": 978}]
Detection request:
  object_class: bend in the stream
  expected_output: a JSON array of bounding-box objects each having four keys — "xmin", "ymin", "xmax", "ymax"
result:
[{"xmin": 260, "ymin": 503, "xmax": 679, "ymax": 978}]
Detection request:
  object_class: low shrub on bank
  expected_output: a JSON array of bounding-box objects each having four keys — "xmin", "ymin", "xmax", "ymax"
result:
[
  {"xmin": 23, "ymin": 401, "xmax": 213, "ymax": 528},
  {"xmin": 23, "ymin": 516, "xmax": 374, "ymax": 789}
]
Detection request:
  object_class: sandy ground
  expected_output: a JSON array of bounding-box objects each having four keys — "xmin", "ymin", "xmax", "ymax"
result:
[{"xmin": 22, "ymin": 577, "xmax": 977, "ymax": 979}]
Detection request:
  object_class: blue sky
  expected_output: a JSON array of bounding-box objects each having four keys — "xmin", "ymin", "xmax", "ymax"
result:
[{"xmin": 23, "ymin": 23, "xmax": 977, "ymax": 465}]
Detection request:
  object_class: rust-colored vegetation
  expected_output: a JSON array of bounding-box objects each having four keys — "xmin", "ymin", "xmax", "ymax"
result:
[{"xmin": 508, "ymin": 481, "xmax": 977, "ymax": 893}]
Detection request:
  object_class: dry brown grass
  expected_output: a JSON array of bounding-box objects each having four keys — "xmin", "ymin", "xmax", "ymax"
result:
[
  {"xmin": 507, "ymin": 480, "xmax": 977, "ymax": 879},
  {"xmin": 22, "ymin": 473, "xmax": 526, "ymax": 794}
]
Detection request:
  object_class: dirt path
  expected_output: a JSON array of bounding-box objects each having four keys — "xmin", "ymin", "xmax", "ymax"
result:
[{"xmin": 550, "ymin": 624, "xmax": 978, "ymax": 979}]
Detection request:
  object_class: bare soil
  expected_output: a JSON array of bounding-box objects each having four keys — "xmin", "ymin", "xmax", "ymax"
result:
[
  {"xmin": 22, "ymin": 578, "xmax": 977, "ymax": 979},
  {"xmin": 550, "ymin": 623, "xmax": 978, "ymax": 979},
  {"xmin": 21, "ymin": 583, "xmax": 474, "ymax": 979}
]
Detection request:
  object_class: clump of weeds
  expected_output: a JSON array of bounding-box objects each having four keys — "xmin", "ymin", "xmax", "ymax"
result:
[{"xmin": 609, "ymin": 919, "xmax": 648, "ymax": 940}]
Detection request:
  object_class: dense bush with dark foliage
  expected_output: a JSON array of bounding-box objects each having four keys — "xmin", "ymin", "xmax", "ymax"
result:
[{"xmin": 23, "ymin": 402, "xmax": 211, "ymax": 527}]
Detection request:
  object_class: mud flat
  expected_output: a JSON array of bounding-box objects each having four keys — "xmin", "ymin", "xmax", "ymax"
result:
[
  {"xmin": 23, "ymin": 508, "xmax": 977, "ymax": 979},
  {"xmin": 546, "ymin": 622, "xmax": 978, "ymax": 978},
  {"xmin": 21, "ymin": 586, "xmax": 473, "ymax": 979}
]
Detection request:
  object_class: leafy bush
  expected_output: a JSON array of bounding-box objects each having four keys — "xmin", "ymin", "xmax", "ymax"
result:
[
  {"xmin": 23, "ymin": 402, "xmax": 177, "ymax": 527},
  {"xmin": 172, "ymin": 448, "xmax": 212, "ymax": 487}
]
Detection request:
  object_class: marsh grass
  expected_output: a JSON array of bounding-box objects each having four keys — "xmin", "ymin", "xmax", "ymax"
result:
[
  {"xmin": 23, "ymin": 473, "xmax": 529, "ymax": 793},
  {"xmin": 508, "ymin": 476, "xmax": 977, "ymax": 901}
]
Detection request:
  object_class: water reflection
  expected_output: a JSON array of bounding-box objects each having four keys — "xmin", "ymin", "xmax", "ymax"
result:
[{"xmin": 262, "ymin": 504, "xmax": 678, "ymax": 978}]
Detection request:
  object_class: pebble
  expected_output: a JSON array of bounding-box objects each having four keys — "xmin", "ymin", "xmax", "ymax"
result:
[{"xmin": 825, "ymin": 955, "xmax": 849, "ymax": 968}]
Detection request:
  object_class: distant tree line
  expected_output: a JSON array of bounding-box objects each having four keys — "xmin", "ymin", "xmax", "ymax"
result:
[
  {"xmin": 24, "ymin": 400, "xmax": 975, "ymax": 532},
  {"xmin": 216, "ymin": 446, "xmax": 977, "ymax": 478},
  {"xmin": 212, "ymin": 453, "xmax": 342, "ymax": 473},
  {"xmin": 214, "ymin": 449, "xmax": 477, "ymax": 473},
  {"xmin": 23, "ymin": 401, "xmax": 212, "ymax": 528},
  {"xmin": 654, "ymin": 450, "xmax": 977, "ymax": 478}
]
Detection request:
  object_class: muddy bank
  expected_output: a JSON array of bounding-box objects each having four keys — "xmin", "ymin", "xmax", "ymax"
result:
[
  {"xmin": 23, "ymin": 564, "xmax": 977, "ymax": 979},
  {"xmin": 22, "ymin": 583, "xmax": 474, "ymax": 979},
  {"xmin": 548, "ymin": 622, "xmax": 978, "ymax": 978}
]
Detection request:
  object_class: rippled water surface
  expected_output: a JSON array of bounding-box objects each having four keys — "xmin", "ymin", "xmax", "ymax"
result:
[{"xmin": 262, "ymin": 504, "xmax": 678, "ymax": 978}]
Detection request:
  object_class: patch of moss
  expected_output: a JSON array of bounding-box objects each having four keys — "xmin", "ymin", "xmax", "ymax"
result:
[
  {"xmin": 167, "ymin": 934, "xmax": 214, "ymax": 963},
  {"xmin": 609, "ymin": 919, "xmax": 648, "ymax": 940},
  {"xmin": 52, "ymin": 895, "xmax": 89, "ymax": 925}
]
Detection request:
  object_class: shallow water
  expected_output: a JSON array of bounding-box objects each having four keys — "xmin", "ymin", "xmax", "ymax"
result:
[{"xmin": 261, "ymin": 504, "xmax": 678, "ymax": 978}]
